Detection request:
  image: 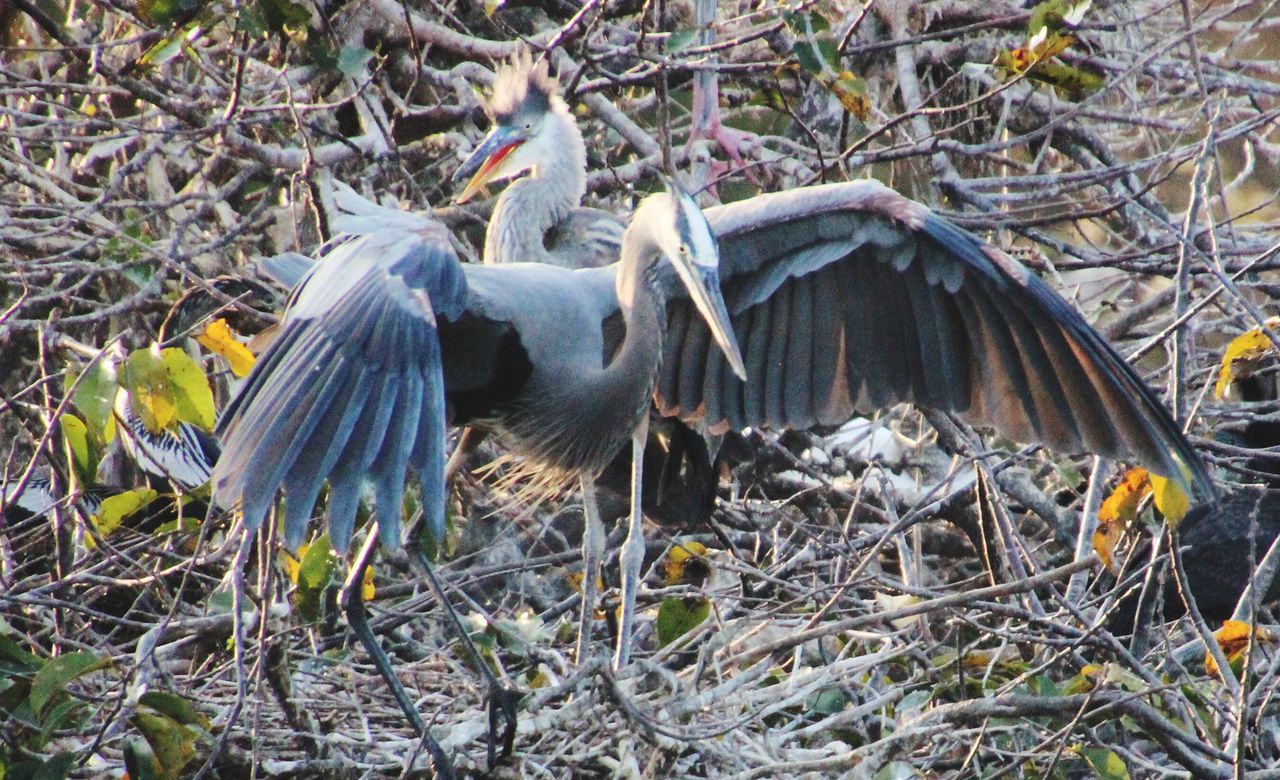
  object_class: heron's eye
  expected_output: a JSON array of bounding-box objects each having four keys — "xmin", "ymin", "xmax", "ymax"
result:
[{"xmin": 523, "ymin": 121, "xmax": 533, "ymax": 131}]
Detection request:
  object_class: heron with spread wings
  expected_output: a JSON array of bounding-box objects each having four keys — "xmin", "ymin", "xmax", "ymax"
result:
[{"xmin": 214, "ymin": 58, "xmax": 1214, "ymax": 773}]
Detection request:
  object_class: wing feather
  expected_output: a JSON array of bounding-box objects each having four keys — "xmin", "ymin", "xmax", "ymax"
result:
[
  {"xmin": 656, "ymin": 180, "xmax": 1213, "ymax": 500},
  {"xmin": 214, "ymin": 232, "xmax": 467, "ymax": 552}
]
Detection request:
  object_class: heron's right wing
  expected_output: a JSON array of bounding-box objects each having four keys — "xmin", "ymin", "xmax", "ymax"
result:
[{"xmin": 213, "ymin": 230, "xmax": 467, "ymax": 553}]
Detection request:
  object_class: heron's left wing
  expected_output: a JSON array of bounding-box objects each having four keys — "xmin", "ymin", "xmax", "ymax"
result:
[
  {"xmin": 655, "ymin": 180, "xmax": 1214, "ymax": 501},
  {"xmin": 213, "ymin": 229, "xmax": 467, "ymax": 552}
]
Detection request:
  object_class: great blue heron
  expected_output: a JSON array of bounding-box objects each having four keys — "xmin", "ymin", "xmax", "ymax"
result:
[
  {"xmin": 213, "ymin": 184, "xmax": 744, "ymax": 775},
  {"xmin": 215, "ymin": 163, "xmax": 1215, "ymax": 771},
  {"xmin": 452, "ymin": 54, "xmax": 717, "ymax": 529},
  {"xmin": 453, "ymin": 51, "xmax": 624, "ymax": 268}
]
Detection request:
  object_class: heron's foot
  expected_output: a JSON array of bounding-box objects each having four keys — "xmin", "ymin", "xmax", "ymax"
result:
[
  {"xmin": 485, "ymin": 683, "xmax": 524, "ymax": 768},
  {"xmin": 693, "ymin": 122, "xmax": 763, "ymax": 188}
]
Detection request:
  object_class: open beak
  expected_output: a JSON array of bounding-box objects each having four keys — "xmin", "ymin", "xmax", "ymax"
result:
[
  {"xmin": 453, "ymin": 126, "xmax": 524, "ymax": 204},
  {"xmin": 670, "ymin": 257, "xmax": 747, "ymax": 381}
]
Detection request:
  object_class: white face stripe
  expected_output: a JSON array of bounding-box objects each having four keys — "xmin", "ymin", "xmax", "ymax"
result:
[{"xmin": 674, "ymin": 191, "xmax": 718, "ymax": 269}]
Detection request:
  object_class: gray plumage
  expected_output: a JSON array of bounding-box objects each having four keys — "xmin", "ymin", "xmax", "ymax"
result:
[
  {"xmin": 215, "ymin": 174, "xmax": 1215, "ymax": 682},
  {"xmin": 213, "ymin": 187, "xmax": 743, "ymax": 556},
  {"xmin": 645, "ymin": 181, "xmax": 1213, "ymax": 500},
  {"xmin": 453, "ymin": 52, "xmax": 624, "ymax": 268}
]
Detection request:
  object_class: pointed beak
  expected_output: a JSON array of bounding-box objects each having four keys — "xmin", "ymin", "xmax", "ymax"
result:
[
  {"xmin": 453, "ymin": 126, "xmax": 524, "ymax": 204},
  {"xmin": 671, "ymin": 258, "xmax": 746, "ymax": 381}
]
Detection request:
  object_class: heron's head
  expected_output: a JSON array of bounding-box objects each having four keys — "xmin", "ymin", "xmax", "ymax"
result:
[
  {"xmin": 630, "ymin": 183, "xmax": 747, "ymax": 381},
  {"xmin": 454, "ymin": 52, "xmax": 572, "ymax": 204}
]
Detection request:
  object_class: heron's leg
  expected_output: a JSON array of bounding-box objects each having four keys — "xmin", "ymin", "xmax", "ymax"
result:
[
  {"xmin": 408, "ymin": 544, "xmax": 522, "ymax": 768},
  {"xmin": 576, "ymin": 477, "xmax": 605, "ymax": 664},
  {"xmin": 339, "ymin": 540, "xmax": 455, "ymax": 779},
  {"xmin": 688, "ymin": 0, "xmax": 761, "ymax": 189},
  {"xmin": 614, "ymin": 416, "xmax": 650, "ymax": 669},
  {"xmin": 445, "ymin": 427, "xmax": 488, "ymax": 483}
]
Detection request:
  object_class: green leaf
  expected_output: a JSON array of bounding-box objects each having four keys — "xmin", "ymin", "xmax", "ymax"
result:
[
  {"xmin": 140, "ymin": 691, "xmax": 207, "ymax": 728},
  {"xmin": 237, "ymin": 3, "xmax": 267, "ymax": 36},
  {"xmin": 808, "ymin": 687, "xmax": 847, "ymax": 717},
  {"xmin": 92, "ymin": 489, "xmax": 159, "ymax": 540},
  {"xmin": 296, "ymin": 534, "xmax": 336, "ymax": 622},
  {"xmin": 257, "ymin": 0, "xmax": 311, "ymax": 36},
  {"xmin": 1028, "ymin": 0, "xmax": 1090, "ymax": 35},
  {"xmin": 133, "ymin": 711, "xmax": 198, "ymax": 780},
  {"xmin": 121, "ymin": 346, "xmax": 174, "ymax": 433},
  {"xmin": 656, "ymin": 597, "xmax": 711, "ymax": 647},
  {"xmin": 1080, "ymin": 746, "xmax": 1130, "ymax": 780},
  {"xmin": 1022, "ymin": 59, "xmax": 1104, "ymax": 101},
  {"xmin": 67, "ymin": 359, "xmax": 118, "ymax": 445},
  {"xmin": 36, "ymin": 698, "xmax": 86, "ymax": 750},
  {"xmin": 29, "ymin": 652, "xmax": 110, "ymax": 717},
  {"xmin": 59, "ymin": 415, "xmax": 92, "ymax": 484},
  {"xmin": 786, "ymin": 12, "xmax": 837, "ymax": 74},
  {"xmin": 0, "ymin": 636, "xmax": 43, "ymax": 674},
  {"xmin": 336, "ymin": 46, "xmax": 374, "ymax": 77},
  {"xmin": 137, "ymin": 0, "xmax": 201, "ymax": 27},
  {"xmin": 136, "ymin": 21, "xmax": 205, "ymax": 70},
  {"xmin": 30, "ymin": 751, "xmax": 75, "ymax": 780},
  {"xmin": 794, "ymin": 36, "xmax": 837, "ymax": 75},
  {"xmin": 123, "ymin": 736, "xmax": 161, "ymax": 780},
  {"xmin": 206, "ymin": 591, "xmax": 235, "ymax": 614},
  {"xmin": 305, "ymin": 38, "xmax": 339, "ymax": 71},
  {"xmin": 161, "ymin": 347, "xmax": 215, "ymax": 430}
]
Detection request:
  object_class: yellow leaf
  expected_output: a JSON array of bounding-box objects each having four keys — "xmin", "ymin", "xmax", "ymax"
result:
[
  {"xmin": 122, "ymin": 345, "xmax": 174, "ymax": 433},
  {"xmin": 826, "ymin": 71, "xmax": 871, "ymax": 120},
  {"xmin": 1216, "ymin": 319, "xmax": 1280, "ymax": 400},
  {"xmin": 1094, "ymin": 468, "xmax": 1151, "ymax": 571},
  {"xmin": 61, "ymin": 413, "xmax": 92, "ymax": 484},
  {"xmin": 660, "ymin": 540, "xmax": 709, "ymax": 586},
  {"xmin": 120, "ymin": 344, "xmax": 216, "ymax": 433},
  {"xmin": 1206, "ymin": 620, "xmax": 1274, "ymax": 678},
  {"xmin": 362, "ymin": 564, "xmax": 376, "ymax": 602},
  {"xmin": 197, "ymin": 318, "xmax": 257, "ymax": 378},
  {"xmin": 89, "ymin": 488, "xmax": 158, "ymax": 547},
  {"xmin": 281, "ymin": 544, "xmax": 307, "ymax": 585},
  {"xmin": 1099, "ymin": 468, "xmax": 1151, "ymax": 526},
  {"xmin": 565, "ymin": 570, "xmax": 604, "ymax": 595},
  {"xmin": 1149, "ymin": 473, "xmax": 1189, "ymax": 526}
]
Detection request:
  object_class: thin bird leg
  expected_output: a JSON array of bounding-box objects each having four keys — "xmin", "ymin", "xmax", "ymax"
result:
[
  {"xmin": 339, "ymin": 542, "xmax": 455, "ymax": 779},
  {"xmin": 408, "ymin": 543, "xmax": 523, "ymax": 768},
  {"xmin": 614, "ymin": 415, "xmax": 650, "ymax": 669},
  {"xmin": 688, "ymin": 0, "xmax": 761, "ymax": 190},
  {"xmin": 576, "ymin": 477, "xmax": 606, "ymax": 664},
  {"xmin": 445, "ymin": 427, "xmax": 489, "ymax": 483}
]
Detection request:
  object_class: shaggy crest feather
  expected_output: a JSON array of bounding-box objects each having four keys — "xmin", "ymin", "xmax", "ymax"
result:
[{"xmin": 489, "ymin": 49, "xmax": 558, "ymax": 123}]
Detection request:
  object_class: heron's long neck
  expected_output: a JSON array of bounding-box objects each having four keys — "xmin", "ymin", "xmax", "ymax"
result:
[
  {"xmin": 484, "ymin": 112, "xmax": 587, "ymax": 265},
  {"xmin": 585, "ymin": 242, "xmax": 666, "ymax": 456},
  {"xmin": 535, "ymin": 243, "xmax": 665, "ymax": 476}
]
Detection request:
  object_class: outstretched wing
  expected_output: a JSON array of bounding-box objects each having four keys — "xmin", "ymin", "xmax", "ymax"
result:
[
  {"xmin": 213, "ymin": 229, "xmax": 467, "ymax": 552},
  {"xmin": 655, "ymin": 180, "xmax": 1214, "ymax": 500}
]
